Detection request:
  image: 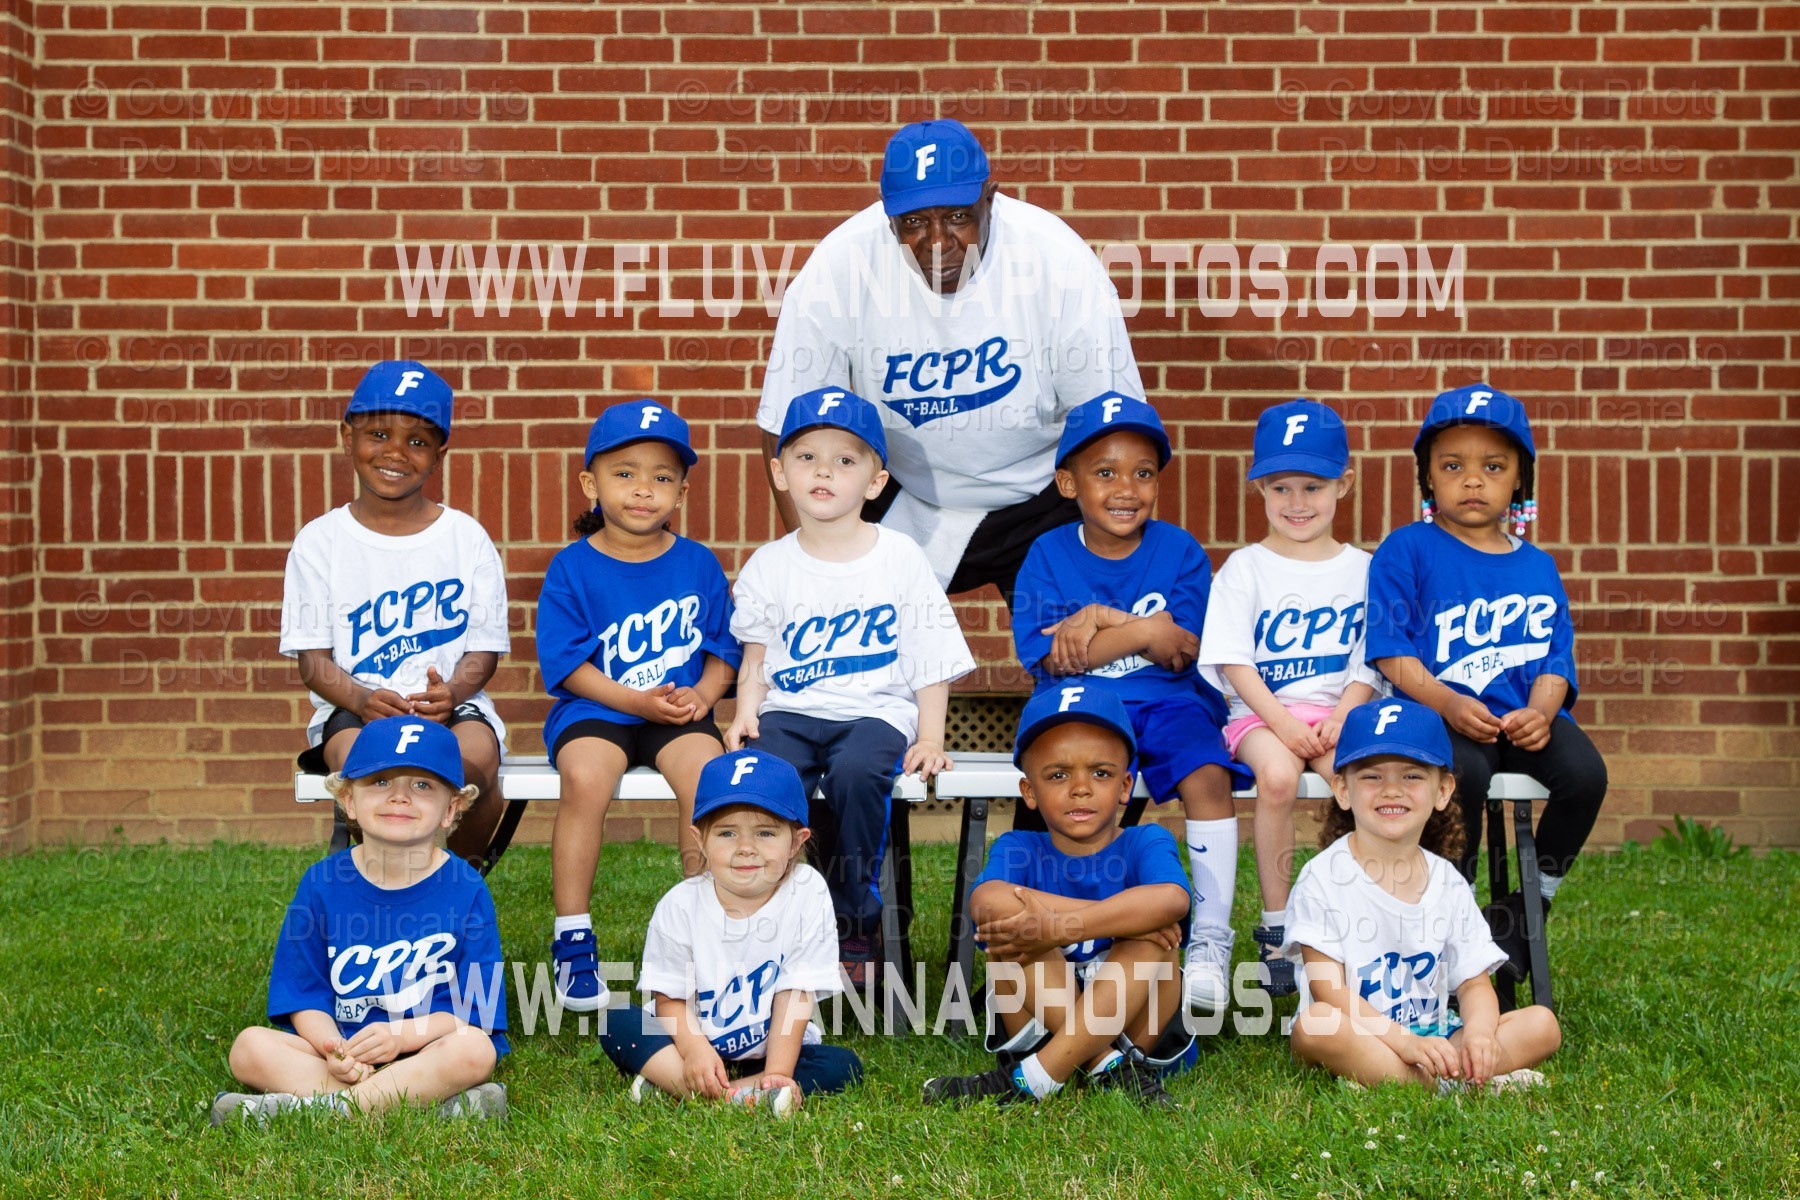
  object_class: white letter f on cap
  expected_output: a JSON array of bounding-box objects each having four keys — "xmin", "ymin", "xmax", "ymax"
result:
[
  {"xmin": 1058, "ymin": 686, "xmax": 1085, "ymax": 712},
  {"xmin": 396, "ymin": 370, "xmax": 423, "ymax": 396},
  {"xmin": 1464, "ymin": 390, "xmax": 1492, "ymax": 415},
  {"xmin": 914, "ymin": 143, "xmax": 937, "ymax": 181},
  {"xmin": 1374, "ymin": 704, "xmax": 1403, "ymax": 736},
  {"xmin": 818, "ymin": 390, "xmax": 842, "ymax": 416},
  {"xmin": 395, "ymin": 724, "xmax": 423, "ymax": 754},
  {"xmin": 1283, "ymin": 413, "xmax": 1309, "ymax": 445},
  {"xmin": 639, "ymin": 405, "xmax": 662, "ymax": 429},
  {"xmin": 730, "ymin": 756, "xmax": 758, "ymax": 786},
  {"xmin": 1101, "ymin": 396, "xmax": 1123, "ymax": 425}
]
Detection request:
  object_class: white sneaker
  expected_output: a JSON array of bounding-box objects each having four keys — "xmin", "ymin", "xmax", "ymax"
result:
[
  {"xmin": 438, "ymin": 1081, "xmax": 509, "ymax": 1121},
  {"xmin": 1487, "ymin": 1067, "xmax": 1548, "ymax": 1094},
  {"xmin": 208, "ymin": 1091, "xmax": 299, "ymax": 1126},
  {"xmin": 1183, "ymin": 938, "xmax": 1232, "ymax": 1015},
  {"xmin": 729, "ymin": 1082, "xmax": 798, "ymax": 1118}
]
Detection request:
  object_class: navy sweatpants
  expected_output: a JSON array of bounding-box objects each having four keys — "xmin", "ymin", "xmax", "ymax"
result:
[
  {"xmin": 751, "ymin": 711, "xmax": 907, "ymax": 939},
  {"xmin": 598, "ymin": 1003, "xmax": 863, "ymax": 1096}
]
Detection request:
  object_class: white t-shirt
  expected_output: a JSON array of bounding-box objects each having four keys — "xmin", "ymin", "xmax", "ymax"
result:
[
  {"xmin": 1198, "ymin": 542, "xmax": 1385, "ymax": 723},
  {"xmin": 757, "ymin": 194, "xmax": 1143, "ymax": 513},
  {"xmin": 1281, "ymin": 836, "xmax": 1508, "ymax": 1030},
  {"xmin": 638, "ymin": 864, "xmax": 843, "ymax": 1061},
  {"xmin": 279, "ymin": 505, "xmax": 510, "ymax": 744},
  {"xmin": 730, "ymin": 526, "xmax": 975, "ymax": 741}
]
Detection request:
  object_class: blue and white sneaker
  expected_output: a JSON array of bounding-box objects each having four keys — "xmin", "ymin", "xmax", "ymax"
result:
[{"xmin": 551, "ymin": 926, "xmax": 610, "ymax": 1012}]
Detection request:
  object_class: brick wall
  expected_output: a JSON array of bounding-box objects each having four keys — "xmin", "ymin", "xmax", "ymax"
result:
[
  {"xmin": 19, "ymin": 3, "xmax": 1800, "ymax": 851},
  {"xmin": 0, "ymin": 2, "xmax": 35, "ymax": 854}
]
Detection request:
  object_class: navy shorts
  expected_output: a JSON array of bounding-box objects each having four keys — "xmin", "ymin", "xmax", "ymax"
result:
[
  {"xmin": 296, "ymin": 702, "xmax": 497, "ymax": 774},
  {"xmin": 551, "ymin": 716, "xmax": 724, "ymax": 771},
  {"xmin": 1126, "ymin": 693, "xmax": 1254, "ymax": 802}
]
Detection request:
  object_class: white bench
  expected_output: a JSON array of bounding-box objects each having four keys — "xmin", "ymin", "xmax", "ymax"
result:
[{"xmin": 296, "ymin": 754, "xmax": 1555, "ymax": 1024}]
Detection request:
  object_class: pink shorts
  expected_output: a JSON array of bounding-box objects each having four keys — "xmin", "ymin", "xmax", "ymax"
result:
[{"xmin": 1224, "ymin": 702, "xmax": 1340, "ymax": 758}]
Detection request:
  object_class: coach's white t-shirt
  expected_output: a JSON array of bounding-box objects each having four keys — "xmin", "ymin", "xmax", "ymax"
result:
[
  {"xmin": 757, "ymin": 194, "xmax": 1142, "ymax": 570},
  {"xmin": 638, "ymin": 864, "xmax": 843, "ymax": 1061},
  {"xmin": 280, "ymin": 505, "xmax": 510, "ymax": 744},
  {"xmin": 1281, "ymin": 836, "xmax": 1508, "ymax": 1031},
  {"xmin": 1199, "ymin": 543, "xmax": 1385, "ymax": 723},
  {"xmin": 731, "ymin": 527, "xmax": 975, "ymax": 742}
]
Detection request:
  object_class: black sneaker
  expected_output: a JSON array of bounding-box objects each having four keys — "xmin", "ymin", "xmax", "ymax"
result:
[
  {"xmin": 839, "ymin": 934, "xmax": 877, "ymax": 990},
  {"xmin": 922, "ymin": 1065, "xmax": 1037, "ymax": 1107},
  {"xmin": 1252, "ymin": 924, "xmax": 1297, "ymax": 996},
  {"xmin": 1087, "ymin": 1050, "xmax": 1175, "ymax": 1109}
]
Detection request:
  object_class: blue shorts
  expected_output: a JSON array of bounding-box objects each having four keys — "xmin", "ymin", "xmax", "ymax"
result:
[{"xmin": 1126, "ymin": 693, "xmax": 1254, "ymax": 802}]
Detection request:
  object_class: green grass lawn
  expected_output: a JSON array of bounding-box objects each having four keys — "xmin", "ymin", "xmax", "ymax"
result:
[{"xmin": 1, "ymin": 835, "xmax": 1794, "ymax": 1199}]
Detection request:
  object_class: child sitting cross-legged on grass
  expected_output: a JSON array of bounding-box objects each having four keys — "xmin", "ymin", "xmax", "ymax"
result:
[
  {"xmin": 1285, "ymin": 698, "xmax": 1561, "ymax": 1092},
  {"xmin": 213, "ymin": 717, "xmax": 509, "ymax": 1124},
  {"xmin": 597, "ymin": 749, "xmax": 862, "ymax": 1116},
  {"xmin": 924, "ymin": 683, "xmax": 1196, "ymax": 1109}
]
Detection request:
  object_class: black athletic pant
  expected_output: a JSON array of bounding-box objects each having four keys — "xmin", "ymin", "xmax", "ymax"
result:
[{"xmin": 1448, "ymin": 716, "xmax": 1608, "ymax": 885}]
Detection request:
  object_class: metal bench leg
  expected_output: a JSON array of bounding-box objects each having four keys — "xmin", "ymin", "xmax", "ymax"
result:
[
  {"xmin": 329, "ymin": 805, "xmax": 353, "ymax": 856},
  {"xmin": 945, "ymin": 795, "xmax": 990, "ymax": 1037},
  {"xmin": 1484, "ymin": 793, "xmax": 1517, "ymax": 1013},
  {"xmin": 1120, "ymin": 793, "xmax": 1149, "ymax": 829},
  {"xmin": 878, "ymin": 825, "xmax": 909, "ymax": 1037},
  {"xmin": 479, "ymin": 799, "xmax": 529, "ymax": 878},
  {"xmin": 1512, "ymin": 797, "xmax": 1555, "ymax": 1011}
]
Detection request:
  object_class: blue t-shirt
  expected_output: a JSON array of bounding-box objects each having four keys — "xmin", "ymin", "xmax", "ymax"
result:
[
  {"xmin": 971, "ymin": 824, "xmax": 1193, "ymax": 964},
  {"xmin": 1365, "ymin": 521, "xmax": 1578, "ymax": 721},
  {"xmin": 267, "ymin": 851, "xmax": 510, "ymax": 1055},
  {"xmin": 1012, "ymin": 520, "xmax": 1229, "ymax": 717},
  {"xmin": 536, "ymin": 535, "xmax": 742, "ymax": 752}
]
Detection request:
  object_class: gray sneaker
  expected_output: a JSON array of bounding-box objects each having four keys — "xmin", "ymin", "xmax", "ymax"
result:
[
  {"xmin": 438, "ymin": 1081, "xmax": 509, "ymax": 1121},
  {"xmin": 209, "ymin": 1091, "xmax": 299, "ymax": 1126}
]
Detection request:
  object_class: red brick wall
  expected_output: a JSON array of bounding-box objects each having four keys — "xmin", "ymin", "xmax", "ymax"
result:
[
  {"xmin": 20, "ymin": 3, "xmax": 1800, "ymax": 850},
  {"xmin": 0, "ymin": 2, "xmax": 35, "ymax": 854}
]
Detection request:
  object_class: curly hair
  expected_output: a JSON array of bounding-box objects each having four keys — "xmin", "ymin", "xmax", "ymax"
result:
[{"xmin": 1318, "ymin": 776, "xmax": 1467, "ymax": 862}]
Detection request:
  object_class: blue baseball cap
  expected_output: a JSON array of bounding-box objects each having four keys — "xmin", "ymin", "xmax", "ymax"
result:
[
  {"xmin": 584, "ymin": 399, "xmax": 697, "ymax": 468},
  {"xmin": 1055, "ymin": 392, "xmax": 1172, "ymax": 469},
  {"xmin": 1014, "ymin": 681, "xmax": 1137, "ymax": 768},
  {"xmin": 880, "ymin": 119, "xmax": 990, "ymax": 217},
  {"xmin": 340, "ymin": 716, "xmax": 466, "ymax": 788},
  {"xmin": 692, "ymin": 750, "xmax": 810, "ymax": 826},
  {"xmin": 1249, "ymin": 399, "xmax": 1349, "ymax": 480},
  {"xmin": 1415, "ymin": 383, "xmax": 1536, "ymax": 459},
  {"xmin": 776, "ymin": 387, "xmax": 889, "ymax": 466},
  {"xmin": 346, "ymin": 361, "xmax": 454, "ymax": 442},
  {"xmin": 1333, "ymin": 699, "xmax": 1454, "ymax": 771}
]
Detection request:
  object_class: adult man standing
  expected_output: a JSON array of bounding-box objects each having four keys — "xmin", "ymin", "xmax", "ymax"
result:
[{"xmin": 757, "ymin": 119, "xmax": 1143, "ymax": 606}]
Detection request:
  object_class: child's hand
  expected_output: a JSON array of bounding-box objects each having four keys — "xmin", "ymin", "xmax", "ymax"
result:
[
  {"xmin": 323, "ymin": 1038, "xmax": 371, "ymax": 1085},
  {"xmin": 342, "ymin": 1021, "xmax": 404, "ymax": 1065},
  {"xmin": 667, "ymin": 686, "xmax": 710, "ymax": 724},
  {"xmin": 1444, "ymin": 694, "xmax": 1504, "ymax": 743},
  {"xmin": 1139, "ymin": 612, "xmax": 1199, "ymax": 674},
  {"xmin": 681, "ymin": 1044, "xmax": 730, "ymax": 1099},
  {"xmin": 1499, "ymin": 707, "xmax": 1552, "ymax": 752},
  {"xmin": 1460, "ymin": 1028, "xmax": 1502, "ymax": 1085},
  {"xmin": 405, "ymin": 667, "xmax": 456, "ymax": 723},
  {"xmin": 723, "ymin": 711, "xmax": 759, "ymax": 750},
  {"xmin": 636, "ymin": 683, "xmax": 696, "ymax": 726},
  {"xmin": 1315, "ymin": 714, "xmax": 1346, "ymax": 751},
  {"xmin": 1395, "ymin": 1031, "xmax": 1462, "ymax": 1082},
  {"xmin": 1275, "ymin": 714, "xmax": 1327, "ymax": 761},
  {"xmin": 359, "ymin": 688, "xmax": 414, "ymax": 720},
  {"xmin": 977, "ymin": 887, "xmax": 1066, "ymax": 962},
  {"xmin": 903, "ymin": 739, "xmax": 952, "ymax": 782},
  {"xmin": 1042, "ymin": 605, "xmax": 1105, "ymax": 674}
]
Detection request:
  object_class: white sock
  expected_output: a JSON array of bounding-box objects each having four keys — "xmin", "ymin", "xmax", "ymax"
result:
[
  {"xmin": 1185, "ymin": 819, "xmax": 1239, "ymax": 940},
  {"xmin": 553, "ymin": 914, "xmax": 593, "ymax": 937},
  {"xmin": 1260, "ymin": 909, "xmax": 1285, "ymax": 930},
  {"xmin": 1088, "ymin": 1049, "xmax": 1124, "ymax": 1077},
  {"xmin": 1539, "ymin": 873, "xmax": 1563, "ymax": 902},
  {"xmin": 1016, "ymin": 1053, "xmax": 1063, "ymax": 1098}
]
